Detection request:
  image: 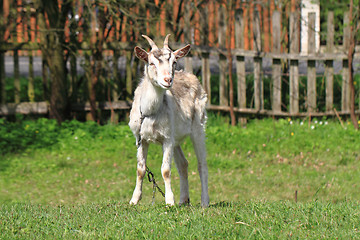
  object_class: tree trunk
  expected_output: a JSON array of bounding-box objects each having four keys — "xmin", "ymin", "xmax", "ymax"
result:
[
  {"xmin": 36, "ymin": 0, "xmax": 71, "ymax": 123},
  {"xmin": 48, "ymin": 45, "xmax": 68, "ymax": 122}
]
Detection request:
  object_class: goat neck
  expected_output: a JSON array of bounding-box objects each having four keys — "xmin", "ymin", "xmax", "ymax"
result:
[{"xmin": 139, "ymin": 73, "xmax": 166, "ymax": 117}]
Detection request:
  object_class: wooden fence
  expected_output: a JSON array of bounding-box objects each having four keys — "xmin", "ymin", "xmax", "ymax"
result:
[{"xmin": 0, "ymin": 6, "xmax": 360, "ymax": 120}]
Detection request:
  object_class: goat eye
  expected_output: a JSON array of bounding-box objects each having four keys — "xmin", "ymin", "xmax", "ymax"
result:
[{"xmin": 149, "ymin": 63, "xmax": 155, "ymax": 67}]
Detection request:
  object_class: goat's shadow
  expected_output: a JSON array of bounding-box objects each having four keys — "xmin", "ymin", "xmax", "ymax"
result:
[{"xmin": 210, "ymin": 201, "xmax": 234, "ymax": 208}]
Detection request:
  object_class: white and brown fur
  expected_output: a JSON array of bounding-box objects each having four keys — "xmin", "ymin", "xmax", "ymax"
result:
[{"xmin": 128, "ymin": 34, "xmax": 209, "ymax": 207}]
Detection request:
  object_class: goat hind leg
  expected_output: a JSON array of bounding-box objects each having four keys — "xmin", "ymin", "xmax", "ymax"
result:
[
  {"xmin": 191, "ymin": 129, "xmax": 209, "ymax": 207},
  {"xmin": 174, "ymin": 146, "xmax": 190, "ymax": 206},
  {"xmin": 129, "ymin": 142, "xmax": 149, "ymax": 205}
]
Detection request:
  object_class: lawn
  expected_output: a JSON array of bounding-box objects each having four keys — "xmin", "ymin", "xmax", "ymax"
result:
[{"xmin": 1, "ymin": 115, "xmax": 360, "ymax": 239}]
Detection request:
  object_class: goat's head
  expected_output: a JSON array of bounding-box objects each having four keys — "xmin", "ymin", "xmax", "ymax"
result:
[{"xmin": 134, "ymin": 34, "xmax": 191, "ymax": 89}]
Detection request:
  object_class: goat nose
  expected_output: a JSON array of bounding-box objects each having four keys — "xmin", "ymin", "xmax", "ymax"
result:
[{"xmin": 164, "ymin": 77, "xmax": 172, "ymax": 85}]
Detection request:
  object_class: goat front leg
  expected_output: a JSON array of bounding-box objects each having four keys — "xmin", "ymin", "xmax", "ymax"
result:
[
  {"xmin": 130, "ymin": 141, "xmax": 149, "ymax": 205},
  {"xmin": 162, "ymin": 142, "xmax": 175, "ymax": 206}
]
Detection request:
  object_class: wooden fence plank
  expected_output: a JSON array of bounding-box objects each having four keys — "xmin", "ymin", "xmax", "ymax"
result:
[
  {"xmin": 326, "ymin": 11, "xmax": 334, "ymax": 112},
  {"xmin": 84, "ymin": 50, "xmax": 92, "ymax": 121},
  {"xmin": 218, "ymin": 4, "xmax": 228, "ymax": 106},
  {"xmin": 342, "ymin": 12, "xmax": 350, "ymax": 112},
  {"xmin": 26, "ymin": 9, "xmax": 35, "ymax": 102},
  {"xmin": 0, "ymin": 102, "xmax": 48, "ymax": 115},
  {"xmin": 200, "ymin": 5, "xmax": 211, "ymax": 105},
  {"xmin": 208, "ymin": 105, "xmax": 360, "ymax": 117},
  {"xmin": 0, "ymin": 52, "xmax": 5, "ymax": 104},
  {"xmin": 235, "ymin": 8, "xmax": 246, "ymax": 126},
  {"xmin": 307, "ymin": 12, "xmax": 316, "ymax": 112},
  {"xmin": 253, "ymin": 8, "xmax": 263, "ymax": 110},
  {"xmin": 125, "ymin": 51, "xmax": 132, "ymax": 101},
  {"xmin": 14, "ymin": 2, "xmax": 20, "ymax": 104},
  {"xmin": 1, "ymin": 100, "xmax": 359, "ymax": 117},
  {"xmin": 14, "ymin": 50, "xmax": 20, "ymax": 103},
  {"xmin": 289, "ymin": 12, "xmax": 299, "ymax": 114},
  {"xmin": 1, "ymin": 41, "xmax": 357, "ymax": 61},
  {"xmin": 272, "ymin": 10, "xmax": 281, "ymax": 113},
  {"xmin": 112, "ymin": 50, "xmax": 120, "ymax": 102},
  {"xmin": 235, "ymin": 10, "xmax": 245, "ymax": 106},
  {"xmin": 184, "ymin": 2, "xmax": 193, "ymax": 73},
  {"xmin": 28, "ymin": 52, "xmax": 35, "ymax": 102}
]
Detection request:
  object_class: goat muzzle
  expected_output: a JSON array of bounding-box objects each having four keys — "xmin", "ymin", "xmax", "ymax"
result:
[{"xmin": 164, "ymin": 77, "xmax": 172, "ymax": 85}]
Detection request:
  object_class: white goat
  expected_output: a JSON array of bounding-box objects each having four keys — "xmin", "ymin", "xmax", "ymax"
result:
[{"xmin": 128, "ymin": 34, "xmax": 209, "ymax": 207}]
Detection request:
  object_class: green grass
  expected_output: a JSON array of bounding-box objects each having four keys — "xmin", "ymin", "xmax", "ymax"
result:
[
  {"xmin": 1, "ymin": 115, "xmax": 360, "ymax": 238},
  {"xmin": 1, "ymin": 201, "xmax": 359, "ymax": 239}
]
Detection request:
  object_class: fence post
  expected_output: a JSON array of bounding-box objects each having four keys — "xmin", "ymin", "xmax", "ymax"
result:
[
  {"xmin": 200, "ymin": 5, "xmax": 211, "ymax": 105},
  {"xmin": 26, "ymin": 9, "xmax": 35, "ymax": 102},
  {"xmin": 28, "ymin": 51, "xmax": 35, "ymax": 102},
  {"xmin": 253, "ymin": 8, "xmax": 263, "ymax": 110},
  {"xmin": 112, "ymin": 50, "xmax": 119, "ymax": 102},
  {"xmin": 272, "ymin": 10, "xmax": 281, "ymax": 113},
  {"xmin": 325, "ymin": 11, "xmax": 334, "ymax": 112},
  {"xmin": 307, "ymin": 12, "xmax": 316, "ymax": 112},
  {"xmin": 342, "ymin": 11, "xmax": 350, "ymax": 112},
  {"xmin": 218, "ymin": 4, "xmax": 228, "ymax": 106},
  {"xmin": 184, "ymin": 2, "xmax": 193, "ymax": 73},
  {"xmin": 14, "ymin": 0, "xmax": 20, "ymax": 104},
  {"xmin": 289, "ymin": 12, "xmax": 299, "ymax": 114},
  {"xmin": 0, "ymin": 52, "xmax": 5, "ymax": 104},
  {"xmin": 125, "ymin": 51, "xmax": 133, "ymax": 101},
  {"xmin": 235, "ymin": 8, "xmax": 247, "ymax": 126},
  {"xmin": 14, "ymin": 51, "xmax": 20, "ymax": 103}
]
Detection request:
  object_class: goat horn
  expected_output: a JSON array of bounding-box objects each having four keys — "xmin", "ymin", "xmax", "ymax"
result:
[
  {"xmin": 163, "ymin": 34, "xmax": 171, "ymax": 49},
  {"xmin": 142, "ymin": 35, "xmax": 158, "ymax": 50}
]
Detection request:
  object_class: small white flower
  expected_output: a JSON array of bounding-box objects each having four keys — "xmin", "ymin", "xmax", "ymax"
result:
[
  {"xmin": 319, "ymin": 121, "xmax": 323, "ymax": 125},
  {"xmin": 325, "ymin": 121, "xmax": 328, "ymax": 125},
  {"xmin": 67, "ymin": 156, "xmax": 71, "ymax": 160},
  {"xmin": 311, "ymin": 125, "xmax": 315, "ymax": 130},
  {"xmin": 300, "ymin": 122, "xmax": 304, "ymax": 126},
  {"xmin": 290, "ymin": 121, "xmax": 293, "ymax": 125},
  {"xmin": 314, "ymin": 120, "xmax": 318, "ymax": 124},
  {"xmin": 74, "ymin": 136, "xmax": 78, "ymax": 140}
]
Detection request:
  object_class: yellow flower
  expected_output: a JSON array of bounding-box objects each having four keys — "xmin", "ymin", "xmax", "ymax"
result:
[
  {"xmin": 288, "ymin": 118, "xmax": 291, "ymax": 122},
  {"xmin": 291, "ymin": 132, "xmax": 294, "ymax": 136},
  {"xmin": 35, "ymin": 130, "xmax": 39, "ymax": 134}
]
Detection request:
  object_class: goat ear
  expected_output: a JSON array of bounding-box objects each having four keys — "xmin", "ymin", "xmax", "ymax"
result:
[
  {"xmin": 174, "ymin": 44, "xmax": 191, "ymax": 60},
  {"xmin": 134, "ymin": 46, "xmax": 148, "ymax": 62}
]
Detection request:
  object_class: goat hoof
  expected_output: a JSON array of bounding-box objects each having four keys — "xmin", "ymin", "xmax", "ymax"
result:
[
  {"xmin": 179, "ymin": 198, "xmax": 190, "ymax": 207},
  {"xmin": 129, "ymin": 199, "xmax": 138, "ymax": 205},
  {"xmin": 165, "ymin": 200, "xmax": 175, "ymax": 206},
  {"xmin": 201, "ymin": 201, "xmax": 209, "ymax": 208},
  {"xmin": 129, "ymin": 194, "xmax": 142, "ymax": 205}
]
